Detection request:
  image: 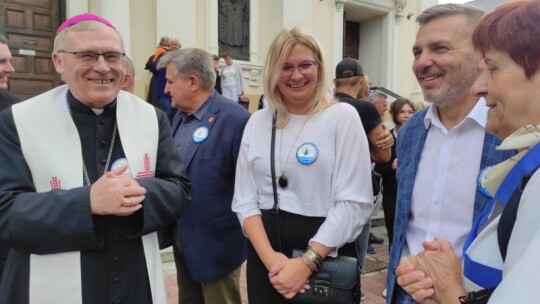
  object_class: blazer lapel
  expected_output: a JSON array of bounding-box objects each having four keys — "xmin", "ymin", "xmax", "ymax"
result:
[
  {"xmin": 183, "ymin": 96, "xmax": 221, "ymax": 169},
  {"xmin": 408, "ymin": 110, "xmax": 429, "ymax": 202}
]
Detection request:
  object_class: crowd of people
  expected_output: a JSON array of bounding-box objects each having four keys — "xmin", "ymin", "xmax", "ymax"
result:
[
  {"xmin": 144, "ymin": 36, "xmax": 245, "ymax": 118},
  {"xmin": 1, "ymin": 1, "xmax": 540, "ymax": 303}
]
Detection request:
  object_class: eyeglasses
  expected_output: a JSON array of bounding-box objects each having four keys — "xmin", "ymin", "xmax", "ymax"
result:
[
  {"xmin": 58, "ymin": 50, "xmax": 125, "ymax": 65},
  {"xmin": 281, "ymin": 61, "xmax": 317, "ymax": 76}
]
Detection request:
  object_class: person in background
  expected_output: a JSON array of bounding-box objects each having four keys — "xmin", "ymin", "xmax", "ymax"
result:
[
  {"xmin": 0, "ymin": 32, "xmax": 22, "ymax": 284},
  {"xmin": 144, "ymin": 36, "xmax": 170, "ymax": 107},
  {"xmin": 212, "ymin": 54, "xmax": 222, "ymax": 94},
  {"xmin": 121, "ymin": 55, "xmax": 135, "ymax": 93},
  {"xmin": 396, "ymin": 1, "xmax": 540, "ymax": 303},
  {"xmin": 221, "ymin": 51, "xmax": 244, "ymax": 102},
  {"xmin": 158, "ymin": 47, "xmax": 250, "ymax": 304},
  {"xmin": 333, "ymin": 57, "xmax": 394, "ymax": 301},
  {"xmin": 0, "ymin": 33, "xmax": 21, "ymax": 111},
  {"xmin": 359, "ymin": 76, "xmax": 386, "ymax": 257},
  {"xmin": 0, "ymin": 14, "xmax": 190, "ymax": 303},
  {"xmin": 357, "ymin": 74, "xmax": 370, "ymax": 101},
  {"xmin": 169, "ymin": 38, "xmax": 181, "ymax": 51},
  {"xmin": 258, "ymin": 94, "xmax": 268, "ymax": 110},
  {"xmin": 232, "ymin": 27, "xmax": 373, "ymax": 304},
  {"xmin": 370, "ymin": 92, "xmax": 388, "ymax": 118},
  {"xmin": 154, "ymin": 38, "xmax": 179, "ymax": 121},
  {"xmin": 375, "ymin": 98, "xmax": 415, "ymax": 250},
  {"xmin": 386, "ymin": 4, "xmax": 515, "ymax": 303}
]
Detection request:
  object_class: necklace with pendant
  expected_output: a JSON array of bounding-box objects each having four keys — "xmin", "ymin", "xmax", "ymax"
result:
[
  {"xmin": 278, "ymin": 115, "xmax": 309, "ymax": 188},
  {"xmin": 65, "ymin": 100, "xmax": 118, "ymax": 186}
]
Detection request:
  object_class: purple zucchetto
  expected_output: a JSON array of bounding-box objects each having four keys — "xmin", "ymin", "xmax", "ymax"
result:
[{"xmin": 56, "ymin": 13, "xmax": 115, "ymax": 34}]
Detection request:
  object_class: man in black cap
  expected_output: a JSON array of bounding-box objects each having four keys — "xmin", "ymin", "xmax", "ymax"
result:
[
  {"xmin": 334, "ymin": 58, "xmax": 392, "ymax": 163},
  {"xmin": 334, "ymin": 57, "xmax": 394, "ymax": 301}
]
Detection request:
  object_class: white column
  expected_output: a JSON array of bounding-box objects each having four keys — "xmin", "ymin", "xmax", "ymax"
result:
[
  {"xmin": 65, "ymin": 0, "xmax": 88, "ymax": 17},
  {"xmin": 207, "ymin": 0, "xmax": 220, "ymax": 56},
  {"xmin": 332, "ymin": 3, "xmax": 344, "ymax": 71},
  {"xmin": 157, "ymin": 0, "xmax": 196, "ymax": 48},
  {"xmin": 98, "ymin": 0, "xmax": 131, "ymax": 56},
  {"xmin": 249, "ymin": 0, "xmax": 260, "ymax": 63},
  {"xmin": 392, "ymin": 20, "xmax": 400, "ymax": 93},
  {"xmin": 381, "ymin": 13, "xmax": 394, "ymax": 90}
]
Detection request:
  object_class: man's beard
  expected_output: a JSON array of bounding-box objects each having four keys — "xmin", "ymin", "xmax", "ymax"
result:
[{"xmin": 422, "ymin": 60, "xmax": 478, "ymax": 108}]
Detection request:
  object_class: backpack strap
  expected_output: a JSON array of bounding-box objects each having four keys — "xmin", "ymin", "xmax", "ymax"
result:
[{"xmin": 497, "ymin": 166, "xmax": 540, "ymax": 261}]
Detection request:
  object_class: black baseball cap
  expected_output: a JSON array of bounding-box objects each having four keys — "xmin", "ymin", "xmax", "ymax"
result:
[{"xmin": 335, "ymin": 58, "xmax": 363, "ymax": 79}]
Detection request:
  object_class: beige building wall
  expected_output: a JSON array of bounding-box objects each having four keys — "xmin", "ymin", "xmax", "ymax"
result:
[{"xmin": 63, "ymin": 0, "xmax": 444, "ymax": 109}]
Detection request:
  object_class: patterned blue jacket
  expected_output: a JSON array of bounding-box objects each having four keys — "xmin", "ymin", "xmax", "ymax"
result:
[{"xmin": 386, "ymin": 107, "xmax": 515, "ymax": 303}]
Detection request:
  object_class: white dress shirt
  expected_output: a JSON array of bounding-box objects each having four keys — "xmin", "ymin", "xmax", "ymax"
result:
[{"xmin": 403, "ymin": 99, "xmax": 488, "ymax": 259}]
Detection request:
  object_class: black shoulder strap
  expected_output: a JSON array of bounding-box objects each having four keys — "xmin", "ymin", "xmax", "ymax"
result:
[
  {"xmin": 270, "ymin": 111, "xmax": 286, "ymax": 253},
  {"xmin": 498, "ymin": 166, "xmax": 540, "ymax": 261}
]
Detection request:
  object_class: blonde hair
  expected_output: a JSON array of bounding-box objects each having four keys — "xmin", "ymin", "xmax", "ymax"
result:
[
  {"xmin": 357, "ymin": 74, "xmax": 370, "ymax": 100},
  {"xmin": 264, "ymin": 28, "xmax": 335, "ymax": 128}
]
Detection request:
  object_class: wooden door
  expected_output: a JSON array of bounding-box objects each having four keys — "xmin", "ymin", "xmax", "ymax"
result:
[
  {"xmin": 0, "ymin": 0, "xmax": 64, "ymax": 99},
  {"xmin": 344, "ymin": 20, "xmax": 360, "ymax": 60}
]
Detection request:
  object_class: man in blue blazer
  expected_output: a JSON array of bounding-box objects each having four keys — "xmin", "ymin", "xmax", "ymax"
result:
[
  {"xmin": 386, "ymin": 4, "xmax": 514, "ymax": 303},
  {"xmin": 158, "ymin": 48, "xmax": 250, "ymax": 304}
]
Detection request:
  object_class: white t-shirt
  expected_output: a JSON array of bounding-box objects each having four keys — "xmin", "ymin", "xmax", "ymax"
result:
[{"xmin": 232, "ymin": 103, "xmax": 374, "ymax": 252}]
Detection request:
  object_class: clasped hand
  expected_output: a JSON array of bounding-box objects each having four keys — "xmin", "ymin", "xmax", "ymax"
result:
[
  {"xmin": 396, "ymin": 236, "xmax": 464, "ymax": 304},
  {"xmin": 90, "ymin": 163, "xmax": 146, "ymax": 216},
  {"xmin": 267, "ymin": 251, "xmax": 311, "ymax": 299}
]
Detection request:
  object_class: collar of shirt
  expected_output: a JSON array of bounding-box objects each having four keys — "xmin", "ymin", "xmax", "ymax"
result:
[
  {"xmin": 67, "ymin": 90, "xmax": 117, "ymax": 117},
  {"xmin": 423, "ymin": 97, "xmax": 488, "ymax": 132},
  {"xmin": 334, "ymin": 92, "xmax": 354, "ymax": 99},
  {"xmin": 177, "ymin": 92, "xmax": 214, "ymax": 122}
]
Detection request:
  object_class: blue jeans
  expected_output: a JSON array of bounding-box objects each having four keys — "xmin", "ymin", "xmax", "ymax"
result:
[{"xmin": 358, "ymin": 219, "xmax": 371, "ymax": 271}]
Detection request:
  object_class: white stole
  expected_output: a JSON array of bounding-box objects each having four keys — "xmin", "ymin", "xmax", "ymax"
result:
[{"xmin": 11, "ymin": 85, "xmax": 166, "ymax": 304}]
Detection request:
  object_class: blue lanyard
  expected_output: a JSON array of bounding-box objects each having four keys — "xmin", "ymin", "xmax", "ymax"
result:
[{"xmin": 462, "ymin": 142, "xmax": 540, "ymax": 288}]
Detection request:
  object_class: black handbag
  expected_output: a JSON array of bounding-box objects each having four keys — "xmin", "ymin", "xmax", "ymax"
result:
[
  {"xmin": 269, "ymin": 112, "xmax": 361, "ymax": 304},
  {"xmin": 290, "ymin": 250, "xmax": 359, "ymax": 303}
]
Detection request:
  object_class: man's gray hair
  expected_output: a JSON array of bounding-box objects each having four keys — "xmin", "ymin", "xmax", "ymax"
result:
[
  {"xmin": 369, "ymin": 91, "xmax": 388, "ymax": 103},
  {"xmin": 416, "ymin": 3, "xmax": 484, "ymax": 25},
  {"xmin": 157, "ymin": 48, "xmax": 216, "ymax": 90},
  {"xmin": 0, "ymin": 33, "xmax": 8, "ymax": 45}
]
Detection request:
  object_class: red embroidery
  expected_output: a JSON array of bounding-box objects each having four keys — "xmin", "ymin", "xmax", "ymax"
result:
[
  {"xmin": 136, "ymin": 153, "xmax": 155, "ymax": 178},
  {"xmin": 50, "ymin": 176, "xmax": 61, "ymax": 189}
]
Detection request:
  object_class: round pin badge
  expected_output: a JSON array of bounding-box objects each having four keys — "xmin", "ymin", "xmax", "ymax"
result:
[
  {"xmin": 111, "ymin": 158, "xmax": 132, "ymax": 176},
  {"xmin": 296, "ymin": 142, "xmax": 318, "ymax": 165},
  {"xmin": 193, "ymin": 127, "xmax": 209, "ymax": 143},
  {"xmin": 477, "ymin": 166, "xmax": 493, "ymax": 198}
]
